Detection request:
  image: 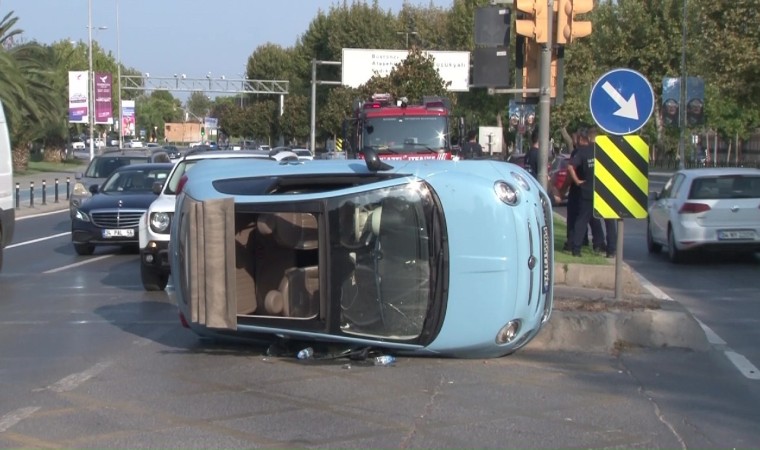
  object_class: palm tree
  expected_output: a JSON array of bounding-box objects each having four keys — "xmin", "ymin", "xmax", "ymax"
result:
[{"xmin": 0, "ymin": 9, "xmax": 64, "ymax": 170}]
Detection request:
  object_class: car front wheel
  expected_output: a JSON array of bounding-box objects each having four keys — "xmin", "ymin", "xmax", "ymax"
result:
[
  {"xmin": 646, "ymin": 221, "xmax": 662, "ymax": 254},
  {"xmin": 141, "ymin": 263, "xmax": 169, "ymax": 291}
]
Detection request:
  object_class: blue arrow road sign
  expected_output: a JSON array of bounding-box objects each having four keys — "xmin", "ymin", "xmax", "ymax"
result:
[{"xmin": 589, "ymin": 68, "xmax": 654, "ymax": 136}]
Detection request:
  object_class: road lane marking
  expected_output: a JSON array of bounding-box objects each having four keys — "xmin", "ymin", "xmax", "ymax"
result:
[
  {"xmin": 695, "ymin": 318, "xmax": 726, "ymax": 345},
  {"xmin": 634, "ymin": 272, "xmax": 672, "ymax": 301},
  {"xmin": 44, "ymin": 361, "xmax": 112, "ymax": 393},
  {"xmin": 0, "ymin": 406, "xmax": 40, "ymax": 433},
  {"xmin": 724, "ymin": 351, "xmax": 760, "ymax": 380},
  {"xmin": 43, "ymin": 255, "xmax": 113, "ymax": 274},
  {"xmin": 14, "ymin": 209, "xmax": 68, "ymax": 220},
  {"xmin": 6, "ymin": 232, "xmax": 70, "ymax": 249}
]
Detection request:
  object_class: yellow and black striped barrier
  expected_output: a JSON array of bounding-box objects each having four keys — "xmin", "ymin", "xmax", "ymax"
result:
[{"xmin": 593, "ymin": 135, "xmax": 649, "ymax": 219}]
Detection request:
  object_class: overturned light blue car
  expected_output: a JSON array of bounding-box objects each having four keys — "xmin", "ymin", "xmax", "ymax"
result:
[{"xmin": 169, "ymin": 151, "xmax": 554, "ymax": 358}]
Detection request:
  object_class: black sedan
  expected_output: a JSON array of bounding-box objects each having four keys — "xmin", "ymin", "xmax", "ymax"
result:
[{"xmin": 71, "ymin": 163, "xmax": 173, "ymax": 255}]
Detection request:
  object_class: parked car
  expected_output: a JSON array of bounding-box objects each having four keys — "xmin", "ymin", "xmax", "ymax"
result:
[
  {"xmin": 71, "ymin": 140, "xmax": 85, "ymax": 150},
  {"xmin": 138, "ymin": 149, "xmax": 300, "ymax": 291},
  {"xmin": 70, "ymin": 149, "xmax": 172, "ymax": 217},
  {"xmin": 291, "ymin": 148, "xmax": 314, "ymax": 161},
  {"xmin": 71, "ymin": 163, "xmax": 173, "ymax": 255},
  {"xmin": 549, "ymin": 154, "xmax": 571, "ymax": 204},
  {"xmin": 168, "ymin": 150, "xmax": 554, "ymax": 357},
  {"xmin": 647, "ymin": 167, "xmax": 760, "ymax": 263}
]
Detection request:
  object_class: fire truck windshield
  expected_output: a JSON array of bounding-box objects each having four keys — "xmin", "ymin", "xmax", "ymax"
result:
[{"xmin": 363, "ymin": 116, "xmax": 447, "ymax": 153}]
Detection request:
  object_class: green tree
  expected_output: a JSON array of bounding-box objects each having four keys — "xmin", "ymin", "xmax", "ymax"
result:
[
  {"xmin": 186, "ymin": 91, "xmax": 211, "ymax": 120},
  {"xmin": 280, "ymin": 94, "xmax": 310, "ymax": 145}
]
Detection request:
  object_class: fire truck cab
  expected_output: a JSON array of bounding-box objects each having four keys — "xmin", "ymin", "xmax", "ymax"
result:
[{"xmin": 344, "ymin": 93, "xmax": 453, "ymax": 161}]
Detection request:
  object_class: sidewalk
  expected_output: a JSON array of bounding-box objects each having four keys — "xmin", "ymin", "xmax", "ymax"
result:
[{"xmin": 13, "ymin": 168, "xmax": 84, "ymax": 218}]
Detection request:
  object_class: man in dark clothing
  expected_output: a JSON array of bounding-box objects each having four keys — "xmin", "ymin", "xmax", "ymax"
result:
[
  {"xmin": 566, "ymin": 126, "xmax": 600, "ymax": 256},
  {"xmin": 460, "ymin": 130, "xmax": 483, "ymax": 160},
  {"xmin": 525, "ymin": 128, "xmax": 540, "ymax": 178}
]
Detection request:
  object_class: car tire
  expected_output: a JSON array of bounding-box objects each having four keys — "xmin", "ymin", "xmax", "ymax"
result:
[
  {"xmin": 141, "ymin": 263, "xmax": 168, "ymax": 291},
  {"xmin": 667, "ymin": 227, "xmax": 684, "ymax": 263},
  {"xmin": 646, "ymin": 221, "xmax": 662, "ymax": 254},
  {"xmin": 73, "ymin": 243, "xmax": 95, "ymax": 256}
]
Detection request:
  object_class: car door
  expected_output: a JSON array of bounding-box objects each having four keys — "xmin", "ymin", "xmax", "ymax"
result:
[{"xmin": 649, "ymin": 173, "xmax": 684, "ymax": 243}]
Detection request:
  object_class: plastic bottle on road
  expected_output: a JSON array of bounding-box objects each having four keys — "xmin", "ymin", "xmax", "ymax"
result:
[
  {"xmin": 373, "ymin": 355, "xmax": 395, "ymax": 366},
  {"xmin": 297, "ymin": 347, "xmax": 314, "ymax": 360}
]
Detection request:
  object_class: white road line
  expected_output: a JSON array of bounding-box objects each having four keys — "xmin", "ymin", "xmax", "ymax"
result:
[
  {"xmin": 6, "ymin": 232, "xmax": 70, "ymax": 249},
  {"xmin": 0, "ymin": 406, "xmax": 40, "ymax": 433},
  {"xmin": 694, "ymin": 318, "xmax": 726, "ymax": 345},
  {"xmin": 43, "ymin": 254, "xmax": 113, "ymax": 274},
  {"xmin": 45, "ymin": 361, "xmax": 112, "ymax": 393},
  {"xmin": 724, "ymin": 351, "xmax": 760, "ymax": 380},
  {"xmin": 635, "ymin": 271, "xmax": 759, "ymax": 380},
  {"xmin": 14, "ymin": 209, "xmax": 68, "ymax": 220}
]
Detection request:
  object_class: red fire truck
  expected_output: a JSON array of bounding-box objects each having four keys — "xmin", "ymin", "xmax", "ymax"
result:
[{"xmin": 344, "ymin": 93, "xmax": 454, "ymax": 161}]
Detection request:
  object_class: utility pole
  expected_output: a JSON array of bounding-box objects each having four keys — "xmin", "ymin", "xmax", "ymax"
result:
[{"xmin": 537, "ymin": 0, "xmax": 554, "ymax": 192}]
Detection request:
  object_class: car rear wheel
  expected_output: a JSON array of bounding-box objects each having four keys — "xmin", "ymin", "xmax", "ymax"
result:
[
  {"xmin": 646, "ymin": 221, "xmax": 662, "ymax": 254},
  {"xmin": 667, "ymin": 227, "xmax": 684, "ymax": 263},
  {"xmin": 73, "ymin": 243, "xmax": 95, "ymax": 255},
  {"xmin": 141, "ymin": 263, "xmax": 169, "ymax": 291}
]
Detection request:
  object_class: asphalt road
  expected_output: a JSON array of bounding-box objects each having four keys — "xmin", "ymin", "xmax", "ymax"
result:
[{"xmin": 1, "ymin": 210, "xmax": 759, "ymax": 447}]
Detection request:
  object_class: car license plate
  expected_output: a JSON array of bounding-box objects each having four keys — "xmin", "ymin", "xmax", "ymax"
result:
[
  {"xmin": 103, "ymin": 229, "xmax": 135, "ymax": 238},
  {"xmin": 717, "ymin": 230, "xmax": 755, "ymax": 240}
]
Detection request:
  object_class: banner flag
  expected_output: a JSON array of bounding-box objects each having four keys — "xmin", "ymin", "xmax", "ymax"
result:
[
  {"xmin": 94, "ymin": 72, "xmax": 113, "ymax": 124},
  {"xmin": 68, "ymin": 71, "xmax": 89, "ymax": 123}
]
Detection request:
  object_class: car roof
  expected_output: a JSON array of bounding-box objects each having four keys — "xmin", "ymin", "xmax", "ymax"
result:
[
  {"xmin": 113, "ymin": 162, "xmax": 174, "ymax": 172},
  {"xmin": 181, "ymin": 149, "xmax": 274, "ymax": 161},
  {"xmin": 677, "ymin": 167, "xmax": 760, "ymax": 178}
]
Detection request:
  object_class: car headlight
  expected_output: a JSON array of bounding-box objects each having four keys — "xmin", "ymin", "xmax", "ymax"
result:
[
  {"xmin": 494, "ymin": 181, "xmax": 519, "ymax": 205},
  {"xmin": 73, "ymin": 208, "xmax": 91, "ymax": 222},
  {"xmin": 72, "ymin": 182, "xmax": 90, "ymax": 197},
  {"xmin": 150, "ymin": 212, "xmax": 172, "ymax": 233}
]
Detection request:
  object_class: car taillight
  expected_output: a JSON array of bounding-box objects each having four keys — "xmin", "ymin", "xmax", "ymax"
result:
[
  {"xmin": 679, "ymin": 202, "xmax": 711, "ymax": 214},
  {"xmin": 176, "ymin": 174, "xmax": 188, "ymax": 195}
]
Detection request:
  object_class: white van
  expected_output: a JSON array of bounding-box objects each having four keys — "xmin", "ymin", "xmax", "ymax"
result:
[{"xmin": 0, "ymin": 100, "xmax": 15, "ymax": 271}]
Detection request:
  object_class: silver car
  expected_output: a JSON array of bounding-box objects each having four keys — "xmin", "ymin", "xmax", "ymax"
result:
[{"xmin": 647, "ymin": 167, "xmax": 760, "ymax": 262}]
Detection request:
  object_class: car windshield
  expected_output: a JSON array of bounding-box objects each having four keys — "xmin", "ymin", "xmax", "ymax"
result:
[
  {"xmin": 101, "ymin": 167, "xmax": 170, "ymax": 193},
  {"xmin": 689, "ymin": 175, "xmax": 760, "ymax": 199},
  {"xmin": 327, "ymin": 181, "xmax": 440, "ymax": 340},
  {"xmin": 84, "ymin": 156, "xmax": 149, "ymax": 178},
  {"xmin": 363, "ymin": 116, "xmax": 447, "ymax": 152}
]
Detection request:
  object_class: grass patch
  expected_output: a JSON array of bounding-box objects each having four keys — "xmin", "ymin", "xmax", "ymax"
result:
[
  {"xmin": 17, "ymin": 159, "xmax": 88, "ymax": 176},
  {"xmin": 553, "ymin": 213, "xmax": 610, "ymax": 265}
]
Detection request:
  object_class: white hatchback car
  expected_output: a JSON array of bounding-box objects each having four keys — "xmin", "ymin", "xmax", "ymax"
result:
[
  {"xmin": 647, "ymin": 167, "xmax": 760, "ymax": 263},
  {"xmin": 138, "ymin": 148, "xmax": 299, "ymax": 290}
]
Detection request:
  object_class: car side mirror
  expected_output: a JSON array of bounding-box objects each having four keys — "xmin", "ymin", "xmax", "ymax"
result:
[
  {"xmin": 648, "ymin": 191, "xmax": 659, "ymax": 202},
  {"xmin": 152, "ymin": 181, "xmax": 163, "ymax": 195},
  {"xmin": 89, "ymin": 184, "xmax": 99, "ymax": 194}
]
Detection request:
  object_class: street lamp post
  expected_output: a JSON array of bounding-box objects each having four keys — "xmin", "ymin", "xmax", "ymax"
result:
[
  {"xmin": 117, "ymin": 0, "xmax": 123, "ymax": 150},
  {"xmin": 87, "ymin": 0, "xmax": 107, "ymax": 160}
]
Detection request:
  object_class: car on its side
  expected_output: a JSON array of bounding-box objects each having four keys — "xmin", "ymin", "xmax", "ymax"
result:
[
  {"xmin": 168, "ymin": 151, "xmax": 554, "ymax": 358},
  {"xmin": 71, "ymin": 163, "xmax": 173, "ymax": 255},
  {"xmin": 70, "ymin": 149, "xmax": 172, "ymax": 217},
  {"xmin": 138, "ymin": 149, "xmax": 300, "ymax": 291},
  {"xmin": 647, "ymin": 167, "xmax": 760, "ymax": 263}
]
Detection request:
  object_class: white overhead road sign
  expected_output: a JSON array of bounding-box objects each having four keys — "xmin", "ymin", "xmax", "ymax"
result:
[{"xmin": 341, "ymin": 48, "xmax": 471, "ymax": 92}]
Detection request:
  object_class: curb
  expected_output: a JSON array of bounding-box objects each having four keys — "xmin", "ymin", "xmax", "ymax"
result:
[{"xmin": 529, "ymin": 263, "xmax": 711, "ymax": 353}]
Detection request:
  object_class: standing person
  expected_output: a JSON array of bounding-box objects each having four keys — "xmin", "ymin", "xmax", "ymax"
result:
[
  {"xmin": 525, "ymin": 128, "xmax": 539, "ymax": 178},
  {"xmin": 565, "ymin": 125, "xmax": 600, "ymax": 257},
  {"xmin": 460, "ymin": 130, "xmax": 483, "ymax": 160}
]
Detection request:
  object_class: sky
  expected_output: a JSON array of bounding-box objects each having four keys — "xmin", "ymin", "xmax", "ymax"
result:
[{"xmin": 3, "ymin": 0, "xmax": 453, "ymax": 89}]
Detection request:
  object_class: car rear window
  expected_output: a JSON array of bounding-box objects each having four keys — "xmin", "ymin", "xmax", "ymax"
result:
[
  {"xmin": 688, "ymin": 175, "xmax": 760, "ymax": 199},
  {"xmin": 85, "ymin": 156, "xmax": 149, "ymax": 178}
]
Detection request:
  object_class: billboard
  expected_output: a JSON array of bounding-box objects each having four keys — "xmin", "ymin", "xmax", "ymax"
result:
[
  {"xmin": 342, "ymin": 48, "xmax": 470, "ymax": 92},
  {"xmin": 68, "ymin": 71, "xmax": 89, "ymax": 123},
  {"xmin": 94, "ymin": 72, "xmax": 113, "ymax": 124},
  {"xmin": 121, "ymin": 100, "xmax": 135, "ymax": 137}
]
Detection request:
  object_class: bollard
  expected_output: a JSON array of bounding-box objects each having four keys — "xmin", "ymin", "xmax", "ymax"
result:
[
  {"xmin": 29, "ymin": 181, "xmax": 34, "ymax": 208},
  {"xmin": 55, "ymin": 178, "xmax": 59, "ymax": 203},
  {"xmin": 42, "ymin": 179, "xmax": 47, "ymax": 205},
  {"xmin": 66, "ymin": 177, "xmax": 70, "ymax": 200},
  {"xmin": 15, "ymin": 182, "xmax": 19, "ymax": 210}
]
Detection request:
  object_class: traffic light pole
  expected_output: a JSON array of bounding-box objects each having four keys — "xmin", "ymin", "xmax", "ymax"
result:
[{"xmin": 537, "ymin": 0, "xmax": 554, "ymax": 192}]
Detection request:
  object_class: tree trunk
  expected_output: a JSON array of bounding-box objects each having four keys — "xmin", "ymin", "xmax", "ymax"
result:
[{"xmin": 11, "ymin": 144, "xmax": 29, "ymax": 173}]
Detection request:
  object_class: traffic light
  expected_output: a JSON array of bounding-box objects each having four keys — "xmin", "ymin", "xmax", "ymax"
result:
[
  {"xmin": 201, "ymin": 127, "xmax": 205, "ymax": 137},
  {"xmin": 515, "ymin": 0, "xmax": 549, "ymax": 43},
  {"xmin": 555, "ymin": 0, "xmax": 593, "ymax": 44}
]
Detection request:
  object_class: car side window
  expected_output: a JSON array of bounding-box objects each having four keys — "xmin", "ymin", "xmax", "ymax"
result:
[{"xmin": 670, "ymin": 174, "xmax": 685, "ymax": 198}]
